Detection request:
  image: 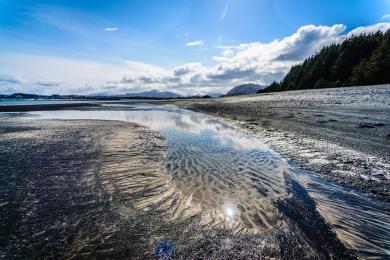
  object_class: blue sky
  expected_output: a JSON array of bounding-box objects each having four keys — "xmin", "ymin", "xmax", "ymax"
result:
[{"xmin": 1, "ymin": 0, "xmax": 390, "ymax": 95}]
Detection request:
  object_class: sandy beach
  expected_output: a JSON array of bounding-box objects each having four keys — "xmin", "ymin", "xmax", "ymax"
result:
[{"xmin": 172, "ymin": 85, "xmax": 390, "ymax": 198}]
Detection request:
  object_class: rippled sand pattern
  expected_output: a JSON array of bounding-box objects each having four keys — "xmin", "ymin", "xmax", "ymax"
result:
[
  {"xmin": 166, "ymin": 131, "xmax": 287, "ymax": 232},
  {"xmin": 98, "ymin": 124, "xmax": 168, "ymax": 204},
  {"xmin": 300, "ymin": 175, "xmax": 390, "ymax": 259},
  {"xmin": 68, "ymin": 124, "xmax": 307, "ymax": 258},
  {"xmin": 95, "ymin": 124, "xmax": 287, "ymax": 236}
]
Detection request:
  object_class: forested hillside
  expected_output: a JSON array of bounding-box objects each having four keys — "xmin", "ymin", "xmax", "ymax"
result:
[{"xmin": 259, "ymin": 30, "xmax": 390, "ymax": 93}]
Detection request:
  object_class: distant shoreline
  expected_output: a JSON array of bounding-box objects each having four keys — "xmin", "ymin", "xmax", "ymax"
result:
[{"xmin": 0, "ymin": 103, "xmax": 101, "ymax": 112}]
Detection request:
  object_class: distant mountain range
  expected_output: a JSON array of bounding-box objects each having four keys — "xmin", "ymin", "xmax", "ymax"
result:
[
  {"xmin": 0, "ymin": 93, "xmax": 121, "ymax": 100},
  {"xmin": 225, "ymin": 83, "xmax": 265, "ymax": 96},
  {"xmin": 0, "ymin": 90, "xmax": 214, "ymax": 100},
  {"xmin": 125, "ymin": 89, "xmax": 182, "ymax": 98},
  {"xmin": 0, "ymin": 90, "xmax": 183, "ymax": 100}
]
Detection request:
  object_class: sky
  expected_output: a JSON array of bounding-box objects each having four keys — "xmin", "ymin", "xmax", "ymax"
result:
[{"xmin": 1, "ymin": 0, "xmax": 390, "ymax": 96}]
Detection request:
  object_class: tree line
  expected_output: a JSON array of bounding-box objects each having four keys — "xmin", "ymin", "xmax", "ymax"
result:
[{"xmin": 259, "ymin": 29, "xmax": 390, "ymax": 93}]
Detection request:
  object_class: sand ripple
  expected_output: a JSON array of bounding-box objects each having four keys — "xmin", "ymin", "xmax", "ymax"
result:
[{"xmin": 97, "ymin": 120, "xmax": 287, "ymax": 235}]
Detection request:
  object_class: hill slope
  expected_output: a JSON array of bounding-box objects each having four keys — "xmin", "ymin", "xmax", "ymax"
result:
[
  {"xmin": 225, "ymin": 83, "xmax": 265, "ymax": 96},
  {"xmin": 259, "ymin": 30, "xmax": 390, "ymax": 93},
  {"xmin": 125, "ymin": 89, "xmax": 182, "ymax": 98}
]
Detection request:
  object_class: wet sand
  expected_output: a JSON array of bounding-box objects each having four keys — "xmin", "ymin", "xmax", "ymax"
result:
[{"xmin": 172, "ymin": 85, "xmax": 390, "ymax": 198}]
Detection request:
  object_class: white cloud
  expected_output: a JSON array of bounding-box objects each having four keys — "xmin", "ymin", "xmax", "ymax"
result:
[
  {"xmin": 0, "ymin": 52, "xmax": 163, "ymax": 95},
  {"xmin": 0, "ymin": 76, "xmax": 22, "ymax": 84},
  {"xmin": 347, "ymin": 23, "xmax": 390, "ymax": 36},
  {"xmin": 35, "ymin": 81, "xmax": 60, "ymax": 87},
  {"xmin": 381, "ymin": 14, "xmax": 390, "ymax": 20},
  {"xmin": 104, "ymin": 27, "xmax": 118, "ymax": 31},
  {"xmin": 186, "ymin": 40, "xmax": 204, "ymax": 47},
  {"xmin": 220, "ymin": 3, "xmax": 229, "ymax": 22},
  {"xmin": 173, "ymin": 63, "xmax": 205, "ymax": 77}
]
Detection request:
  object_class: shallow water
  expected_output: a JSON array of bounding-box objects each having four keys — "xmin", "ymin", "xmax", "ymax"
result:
[{"xmin": 27, "ymin": 104, "xmax": 390, "ymax": 258}]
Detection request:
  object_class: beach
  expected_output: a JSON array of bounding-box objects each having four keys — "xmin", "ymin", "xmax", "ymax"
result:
[{"xmin": 0, "ymin": 93, "xmax": 389, "ymax": 258}]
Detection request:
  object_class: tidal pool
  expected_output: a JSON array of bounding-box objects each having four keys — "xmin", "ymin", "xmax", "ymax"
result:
[{"xmin": 30, "ymin": 104, "xmax": 389, "ymax": 258}]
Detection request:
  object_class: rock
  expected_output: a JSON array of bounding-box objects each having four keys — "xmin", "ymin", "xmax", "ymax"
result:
[{"xmin": 371, "ymin": 170, "xmax": 383, "ymax": 177}]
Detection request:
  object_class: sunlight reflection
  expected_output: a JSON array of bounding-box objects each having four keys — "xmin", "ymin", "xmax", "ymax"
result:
[{"xmin": 223, "ymin": 203, "xmax": 237, "ymax": 220}]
